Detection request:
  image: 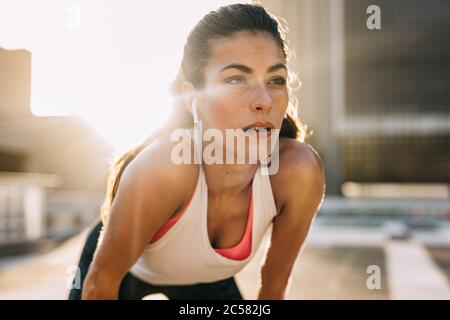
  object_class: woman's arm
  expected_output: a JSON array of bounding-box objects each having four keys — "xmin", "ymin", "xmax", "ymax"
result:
[
  {"xmin": 257, "ymin": 142, "xmax": 326, "ymax": 300},
  {"xmin": 82, "ymin": 135, "xmax": 197, "ymax": 299}
]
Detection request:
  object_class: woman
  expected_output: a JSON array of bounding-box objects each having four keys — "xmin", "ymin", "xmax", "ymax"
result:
[{"xmin": 69, "ymin": 3, "xmax": 325, "ymax": 300}]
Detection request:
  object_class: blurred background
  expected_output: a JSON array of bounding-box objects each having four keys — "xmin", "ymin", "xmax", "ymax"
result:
[{"xmin": 0, "ymin": 0, "xmax": 449, "ymax": 299}]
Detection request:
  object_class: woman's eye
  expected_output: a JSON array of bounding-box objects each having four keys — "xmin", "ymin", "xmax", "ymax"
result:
[
  {"xmin": 269, "ymin": 77, "xmax": 287, "ymax": 86},
  {"xmin": 225, "ymin": 76, "xmax": 246, "ymax": 85}
]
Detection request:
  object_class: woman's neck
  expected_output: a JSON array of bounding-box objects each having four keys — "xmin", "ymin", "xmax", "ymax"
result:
[{"xmin": 202, "ymin": 162, "xmax": 258, "ymax": 198}]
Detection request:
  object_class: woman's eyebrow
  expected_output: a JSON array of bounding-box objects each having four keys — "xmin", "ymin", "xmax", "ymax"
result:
[
  {"xmin": 220, "ymin": 63, "xmax": 287, "ymax": 74},
  {"xmin": 267, "ymin": 63, "xmax": 287, "ymax": 73}
]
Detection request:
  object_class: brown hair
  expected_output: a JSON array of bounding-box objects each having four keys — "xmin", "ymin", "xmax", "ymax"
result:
[{"xmin": 100, "ymin": 3, "xmax": 307, "ymax": 225}]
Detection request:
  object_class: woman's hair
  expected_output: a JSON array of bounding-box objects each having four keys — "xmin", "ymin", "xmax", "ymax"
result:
[{"xmin": 100, "ymin": 3, "xmax": 307, "ymax": 225}]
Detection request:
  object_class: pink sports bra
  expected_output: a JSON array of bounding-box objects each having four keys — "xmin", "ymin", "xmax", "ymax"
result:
[{"xmin": 149, "ymin": 187, "xmax": 253, "ymax": 261}]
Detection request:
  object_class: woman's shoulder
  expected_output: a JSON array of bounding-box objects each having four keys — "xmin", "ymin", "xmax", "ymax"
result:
[
  {"xmin": 277, "ymin": 138, "xmax": 323, "ymax": 169},
  {"xmin": 122, "ymin": 131, "xmax": 200, "ymax": 210},
  {"xmin": 269, "ymin": 137, "xmax": 325, "ymax": 212}
]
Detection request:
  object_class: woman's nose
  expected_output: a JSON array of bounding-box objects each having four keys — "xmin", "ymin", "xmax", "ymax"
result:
[{"xmin": 250, "ymin": 85, "xmax": 272, "ymax": 112}]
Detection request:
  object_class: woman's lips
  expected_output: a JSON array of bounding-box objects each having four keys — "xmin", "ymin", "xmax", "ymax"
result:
[
  {"xmin": 242, "ymin": 120, "xmax": 275, "ymax": 131},
  {"xmin": 243, "ymin": 128, "xmax": 273, "ymax": 139}
]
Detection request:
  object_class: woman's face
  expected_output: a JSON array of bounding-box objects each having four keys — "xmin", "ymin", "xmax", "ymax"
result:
[{"xmin": 187, "ymin": 31, "xmax": 289, "ymax": 162}]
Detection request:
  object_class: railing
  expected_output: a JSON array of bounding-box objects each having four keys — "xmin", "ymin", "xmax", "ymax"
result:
[
  {"xmin": 44, "ymin": 190, "xmax": 103, "ymax": 238},
  {"xmin": 0, "ymin": 172, "xmax": 103, "ymax": 247}
]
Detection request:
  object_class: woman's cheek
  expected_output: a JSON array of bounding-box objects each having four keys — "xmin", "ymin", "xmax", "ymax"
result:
[{"xmin": 208, "ymin": 98, "xmax": 241, "ymax": 128}]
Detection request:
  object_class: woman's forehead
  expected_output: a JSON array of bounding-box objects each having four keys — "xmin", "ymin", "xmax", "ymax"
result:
[{"xmin": 206, "ymin": 32, "xmax": 286, "ymax": 74}]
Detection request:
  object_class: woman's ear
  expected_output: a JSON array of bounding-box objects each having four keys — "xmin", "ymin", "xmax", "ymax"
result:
[{"xmin": 181, "ymin": 81, "xmax": 197, "ymax": 114}]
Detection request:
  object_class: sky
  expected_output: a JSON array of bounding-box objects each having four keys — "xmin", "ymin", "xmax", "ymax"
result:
[{"xmin": 0, "ymin": 0, "xmax": 244, "ymax": 152}]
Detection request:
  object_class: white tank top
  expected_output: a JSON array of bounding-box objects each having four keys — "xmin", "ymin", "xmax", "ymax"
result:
[{"xmin": 129, "ymin": 128, "xmax": 278, "ymax": 285}]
